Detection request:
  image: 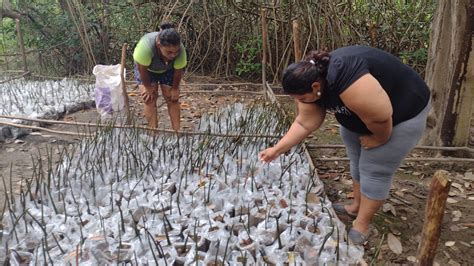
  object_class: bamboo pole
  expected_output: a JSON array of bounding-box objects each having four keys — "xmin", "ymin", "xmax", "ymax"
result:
[
  {"xmin": 120, "ymin": 43, "xmax": 131, "ymax": 124},
  {"xmin": 292, "ymin": 20, "xmax": 302, "ymax": 62},
  {"xmin": 178, "ymin": 90, "xmax": 266, "ymax": 95},
  {"xmin": 417, "ymin": 170, "xmax": 452, "ymax": 265},
  {"xmin": 10, "ymin": 72, "xmax": 263, "ymax": 87},
  {"xmin": 0, "ymin": 116, "xmax": 282, "ymax": 139},
  {"xmin": 2, "ymin": 112, "xmax": 470, "ymax": 154},
  {"xmin": 0, "ymin": 70, "xmax": 25, "ymax": 74},
  {"xmin": 261, "ymin": 8, "xmax": 268, "ymax": 94},
  {"xmin": 0, "ymin": 121, "xmax": 92, "ymax": 137},
  {"xmin": 15, "ymin": 19, "xmax": 28, "ymax": 72},
  {"xmin": 65, "ymin": 0, "xmax": 95, "ymax": 70},
  {"xmin": 4, "ymin": 115, "xmax": 471, "ymax": 162}
]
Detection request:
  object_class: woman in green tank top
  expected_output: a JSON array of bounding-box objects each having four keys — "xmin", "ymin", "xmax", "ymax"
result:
[{"xmin": 133, "ymin": 22, "xmax": 187, "ymax": 130}]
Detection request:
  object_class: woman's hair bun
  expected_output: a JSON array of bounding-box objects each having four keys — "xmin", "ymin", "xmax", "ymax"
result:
[
  {"xmin": 304, "ymin": 50, "xmax": 330, "ymax": 76},
  {"xmin": 160, "ymin": 22, "xmax": 174, "ymax": 30},
  {"xmin": 157, "ymin": 22, "xmax": 181, "ymax": 46}
]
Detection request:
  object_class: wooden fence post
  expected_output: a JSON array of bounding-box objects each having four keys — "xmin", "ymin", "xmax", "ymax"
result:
[
  {"xmin": 120, "ymin": 43, "xmax": 131, "ymax": 125},
  {"xmin": 417, "ymin": 170, "xmax": 451, "ymax": 265},
  {"xmin": 15, "ymin": 19, "xmax": 28, "ymax": 73}
]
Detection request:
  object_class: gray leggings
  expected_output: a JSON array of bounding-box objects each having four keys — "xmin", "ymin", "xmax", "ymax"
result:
[{"xmin": 340, "ymin": 101, "xmax": 430, "ymax": 200}]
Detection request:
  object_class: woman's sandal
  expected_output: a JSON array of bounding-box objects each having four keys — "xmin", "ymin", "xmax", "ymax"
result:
[
  {"xmin": 332, "ymin": 203, "xmax": 358, "ymax": 219},
  {"xmin": 348, "ymin": 228, "xmax": 370, "ymax": 245}
]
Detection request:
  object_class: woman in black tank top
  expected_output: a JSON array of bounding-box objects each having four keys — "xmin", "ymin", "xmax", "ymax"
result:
[{"xmin": 259, "ymin": 46, "xmax": 430, "ymax": 245}]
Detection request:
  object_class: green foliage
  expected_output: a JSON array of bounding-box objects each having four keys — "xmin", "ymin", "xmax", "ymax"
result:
[
  {"xmin": 400, "ymin": 47, "xmax": 428, "ymax": 65},
  {"xmin": 235, "ymin": 38, "xmax": 262, "ymax": 77},
  {"xmin": 346, "ymin": 0, "xmax": 434, "ymax": 75},
  {"xmin": 0, "ymin": 0, "xmax": 436, "ymax": 78},
  {"xmin": 0, "ymin": 19, "xmax": 17, "ymax": 54}
]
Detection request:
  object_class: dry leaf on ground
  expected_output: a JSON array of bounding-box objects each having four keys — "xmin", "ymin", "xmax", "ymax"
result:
[
  {"xmin": 383, "ymin": 203, "xmax": 397, "ymax": 216},
  {"xmin": 463, "ymin": 172, "xmax": 474, "ymax": 181},
  {"xmin": 447, "ymin": 198, "xmax": 458, "ymax": 204},
  {"xmin": 445, "ymin": 241, "xmax": 456, "ymax": 247},
  {"xmin": 306, "ymin": 193, "xmax": 320, "ymax": 204},
  {"xmin": 452, "ymin": 210, "xmax": 462, "ymax": 218},
  {"xmin": 387, "ymin": 233, "xmax": 403, "ymax": 254}
]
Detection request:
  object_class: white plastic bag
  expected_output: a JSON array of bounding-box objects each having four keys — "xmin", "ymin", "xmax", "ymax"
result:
[{"xmin": 92, "ymin": 64, "xmax": 125, "ymax": 118}]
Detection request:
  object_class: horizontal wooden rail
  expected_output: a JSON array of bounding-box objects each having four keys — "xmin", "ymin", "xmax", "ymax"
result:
[
  {"xmin": 0, "ymin": 115, "xmax": 282, "ymax": 139},
  {"xmin": 0, "ymin": 71, "xmax": 30, "ymax": 84},
  {"xmin": 313, "ymin": 157, "xmax": 474, "ymax": 163},
  {"xmin": 306, "ymin": 144, "xmax": 474, "ymax": 153}
]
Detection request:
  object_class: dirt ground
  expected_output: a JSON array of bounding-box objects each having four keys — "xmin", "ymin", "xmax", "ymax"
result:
[{"xmin": 1, "ymin": 78, "xmax": 473, "ymax": 265}]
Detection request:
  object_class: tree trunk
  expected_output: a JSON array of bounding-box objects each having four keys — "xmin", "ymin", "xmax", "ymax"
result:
[
  {"xmin": 261, "ymin": 8, "xmax": 268, "ymax": 92},
  {"xmin": 422, "ymin": 0, "xmax": 474, "ymax": 148},
  {"xmin": 292, "ymin": 19, "xmax": 302, "ymax": 62},
  {"xmin": 100, "ymin": 0, "xmax": 111, "ymax": 63},
  {"xmin": 15, "ymin": 19, "xmax": 27, "ymax": 72}
]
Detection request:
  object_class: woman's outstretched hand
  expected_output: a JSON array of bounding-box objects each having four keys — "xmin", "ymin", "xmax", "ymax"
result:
[{"xmin": 259, "ymin": 147, "xmax": 280, "ymax": 163}]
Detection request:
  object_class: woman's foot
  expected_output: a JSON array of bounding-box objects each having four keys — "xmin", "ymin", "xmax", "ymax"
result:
[
  {"xmin": 348, "ymin": 228, "xmax": 370, "ymax": 245},
  {"xmin": 333, "ymin": 203, "xmax": 358, "ymax": 219}
]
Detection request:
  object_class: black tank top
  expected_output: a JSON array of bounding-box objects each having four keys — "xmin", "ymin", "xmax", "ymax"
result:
[{"xmin": 315, "ymin": 45, "xmax": 430, "ymax": 134}]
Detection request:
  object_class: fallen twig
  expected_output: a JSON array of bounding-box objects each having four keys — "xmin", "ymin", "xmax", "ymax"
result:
[{"xmin": 458, "ymin": 223, "xmax": 474, "ymax": 228}]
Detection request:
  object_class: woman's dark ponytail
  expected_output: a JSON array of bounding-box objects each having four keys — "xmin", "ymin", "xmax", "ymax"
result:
[
  {"xmin": 157, "ymin": 22, "xmax": 181, "ymax": 46},
  {"xmin": 305, "ymin": 50, "xmax": 330, "ymax": 77},
  {"xmin": 282, "ymin": 50, "xmax": 331, "ymax": 95}
]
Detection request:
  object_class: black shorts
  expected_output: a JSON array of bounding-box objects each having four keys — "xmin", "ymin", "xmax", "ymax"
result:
[{"xmin": 134, "ymin": 64, "xmax": 174, "ymax": 86}]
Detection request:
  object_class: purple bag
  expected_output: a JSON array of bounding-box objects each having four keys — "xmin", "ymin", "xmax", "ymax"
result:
[
  {"xmin": 94, "ymin": 87, "xmax": 113, "ymax": 114},
  {"xmin": 92, "ymin": 64, "xmax": 125, "ymax": 118}
]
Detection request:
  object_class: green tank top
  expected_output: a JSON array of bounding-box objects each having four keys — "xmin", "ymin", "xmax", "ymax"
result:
[{"xmin": 133, "ymin": 32, "xmax": 187, "ymax": 73}]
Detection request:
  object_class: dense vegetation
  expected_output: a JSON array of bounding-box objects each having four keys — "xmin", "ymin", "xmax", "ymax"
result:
[{"xmin": 1, "ymin": 0, "xmax": 435, "ymax": 80}]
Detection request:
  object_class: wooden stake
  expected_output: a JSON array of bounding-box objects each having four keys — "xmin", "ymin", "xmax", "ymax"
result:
[
  {"xmin": 261, "ymin": 8, "xmax": 268, "ymax": 94},
  {"xmin": 15, "ymin": 19, "xmax": 28, "ymax": 73},
  {"xmin": 292, "ymin": 20, "xmax": 302, "ymax": 62},
  {"xmin": 417, "ymin": 170, "xmax": 451, "ymax": 265},
  {"xmin": 120, "ymin": 43, "xmax": 131, "ymax": 125}
]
